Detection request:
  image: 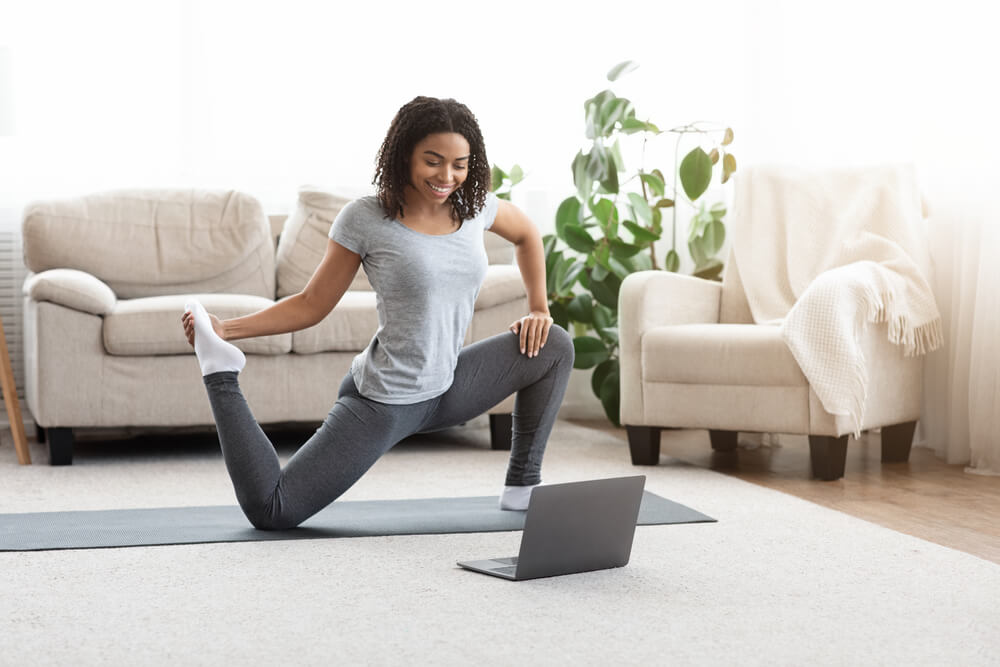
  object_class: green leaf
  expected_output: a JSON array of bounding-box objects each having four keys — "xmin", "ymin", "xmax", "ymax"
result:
[
  {"xmin": 509, "ymin": 165, "xmax": 524, "ymax": 185},
  {"xmin": 722, "ymin": 152, "xmax": 737, "ymax": 184},
  {"xmin": 555, "ymin": 197, "xmax": 581, "ymax": 240},
  {"xmin": 610, "ymin": 139, "xmax": 625, "ymax": 172},
  {"xmin": 598, "ymin": 363, "xmax": 621, "ymax": 426},
  {"xmin": 689, "ymin": 236, "xmax": 708, "ymax": 267},
  {"xmin": 584, "ymin": 103, "xmax": 598, "ymax": 140},
  {"xmin": 590, "ymin": 263, "xmax": 609, "ymax": 282},
  {"xmin": 627, "ymin": 193, "xmax": 652, "ymax": 225},
  {"xmin": 599, "ymin": 326, "xmax": 619, "ymax": 344},
  {"xmin": 704, "ymin": 220, "xmax": 726, "ymax": 255},
  {"xmin": 593, "ymin": 303, "xmax": 614, "ymax": 333},
  {"xmin": 665, "ymin": 249, "xmax": 680, "ymax": 272},
  {"xmin": 623, "ymin": 220, "xmax": 658, "ymax": 243},
  {"xmin": 632, "ymin": 252, "xmax": 653, "ymax": 271},
  {"xmin": 710, "ymin": 201, "xmax": 727, "ymax": 221},
  {"xmin": 590, "ymin": 273, "xmax": 621, "ymax": 309},
  {"xmin": 679, "ymin": 147, "xmax": 713, "ymax": 201},
  {"xmin": 593, "ymin": 242, "xmax": 611, "ymax": 270},
  {"xmin": 559, "ymin": 260, "xmax": 587, "ymax": 293},
  {"xmin": 564, "ymin": 224, "xmax": 596, "ymax": 253},
  {"xmin": 587, "ymin": 145, "xmax": 607, "ymax": 181},
  {"xmin": 491, "ymin": 165, "xmax": 507, "ymax": 191},
  {"xmin": 573, "ymin": 336, "xmax": 610, "ymax": 369},
  {"xmin": 693, "ymin": 258, "xmax": 724, "ymax": 281},
  {"xmin": 567, "ymin": 293, "xmax": 594, "ymax": 324},
  {"xmin": 640, "ymin": 172, "xmax": 666, "ymax": 198},
  {"xmin": 590, "ymin": 197, "xmax": 615, "ymax": 226},
  {"xmin": 722, "ymin": 127, "xmax": 734, "ymax": 146},
  {"xmin": 599, "ymin": 98, "xmax": 625, "ymax": 135},
  {"xmin": 610, "ymin": 238, "xmax": 644, "ymax": 258},
  {"xmin": 599, "ymin": 162, "xmax": 619, "ymax": 195},
  {"xmin": 608, "ymin": 256, "xmax": 631, "ymax": 280},
  {"xmin": 607, "ymin": 60, "xmax": 638, "ymax": 81},
  {"xmin": 543, "ymin": 234, "xmax": 557, "ymax": 257},
  {"xmin": 591, "ymin": 358, "xmax": 616, "ymax": 397},
  {"xmin": 549, "ymin": 300, "xmax": 569, "ymax": 330},
  {"xmin": 572, "ymin": 151, "xmax": 590, "ymax": 202},
  {"xmin": 545, "ymin": 249, "xmax": 563, "ymax": 293}
]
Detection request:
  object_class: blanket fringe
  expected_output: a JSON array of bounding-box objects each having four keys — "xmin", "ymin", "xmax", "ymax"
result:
[{"xmin": 866, "ymin": 289, "xmax": 944, "ymax": 357}]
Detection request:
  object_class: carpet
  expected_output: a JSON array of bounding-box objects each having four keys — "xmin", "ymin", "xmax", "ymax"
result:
[{"xmin": 1, "ymin": 419, "xmax": 997, "ymax": 666}]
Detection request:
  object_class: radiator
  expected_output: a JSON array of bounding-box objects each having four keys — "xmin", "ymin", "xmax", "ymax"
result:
[{"xmin": 0, "ymin": 225, "xmax": 28, "ymax": 425}]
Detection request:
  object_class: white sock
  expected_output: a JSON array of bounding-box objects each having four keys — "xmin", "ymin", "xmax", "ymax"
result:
[
  {"xmin": 499, "ymin": 482, "xmax": 541, "ymax": 511},
  {"xmin": 185, "ymin": 299, "xmax": 245, "ymax": 376}
]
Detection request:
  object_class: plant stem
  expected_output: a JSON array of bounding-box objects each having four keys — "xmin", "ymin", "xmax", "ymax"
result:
[{"xmin": 639, "ymin": 135, "xmax": 659, "ymax": 270}]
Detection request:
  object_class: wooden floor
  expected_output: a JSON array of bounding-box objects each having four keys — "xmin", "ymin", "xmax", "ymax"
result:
[{"xmin": 571, "ymin": 420, "xmax": 1000, "ymax": 565}]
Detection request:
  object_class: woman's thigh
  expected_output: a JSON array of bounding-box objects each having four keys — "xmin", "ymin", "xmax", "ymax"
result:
[{"xmin": 420, "ymin": 327, "xmax": 570, "ymax": 433}]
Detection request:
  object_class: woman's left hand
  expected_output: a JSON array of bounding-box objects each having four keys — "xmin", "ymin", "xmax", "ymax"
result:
[{"xmin": 509, "ymin": 311, "xmax": 554, "ymax": 358}]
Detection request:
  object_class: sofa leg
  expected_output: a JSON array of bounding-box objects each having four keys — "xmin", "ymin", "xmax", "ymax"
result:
[
  {"xmin": 626, "ymin": 426, "xmax": 661, "ymax": 465},
  {"xmin": 808, "ymin": 434, "xmax": 848, "ymax": 481},
  {"xmin": 36, "ymin": 423, "xmax": 46, "ymax": 444},
  {"xmin": 881, "ymin": 421, "xmax": 917, "ymax": 463},
  {"xmin": 489, "ymin": 414, "xmax": 512, "ymax": 451},
  {"xmin": 709, "ymin": 430, "xmax": 738, "ymax": 452},
  {"xmin": 48, "ymin": 428, "xmax": 74, "ymax": 466}
]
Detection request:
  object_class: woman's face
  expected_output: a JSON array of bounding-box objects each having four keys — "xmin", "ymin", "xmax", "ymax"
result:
[{"xmin": 406, "ymin": 132, "xmax": 471, "ymax": 207}]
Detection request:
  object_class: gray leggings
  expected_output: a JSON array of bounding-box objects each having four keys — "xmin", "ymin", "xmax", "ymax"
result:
[{"xmin": 202, "ymin": 325, "xmax": 575, "ymax": 530}]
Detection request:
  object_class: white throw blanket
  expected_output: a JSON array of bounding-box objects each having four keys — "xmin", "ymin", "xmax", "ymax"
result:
[{"xmin": 730, "ymin": 164, "xmax": 943, "ymax": 436}]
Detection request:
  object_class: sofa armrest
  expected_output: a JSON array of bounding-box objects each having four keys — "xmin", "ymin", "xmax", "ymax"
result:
[
  {"xmin": 619, "ymin": 271, "xmax": 722, "ymax": 426},
  {"xmin": 23, "ymin": 269, "xmax": 117, "ymax": 315}
]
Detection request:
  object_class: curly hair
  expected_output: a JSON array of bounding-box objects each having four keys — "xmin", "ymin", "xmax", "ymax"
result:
[{"xmin": 373, "ymin": 96, "xmax": 490, "ymax": 225}]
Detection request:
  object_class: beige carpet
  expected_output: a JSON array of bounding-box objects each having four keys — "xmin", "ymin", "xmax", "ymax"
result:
[{"xmin": 1, "ymin": 419, "xmax": 998, "ymax": 666}]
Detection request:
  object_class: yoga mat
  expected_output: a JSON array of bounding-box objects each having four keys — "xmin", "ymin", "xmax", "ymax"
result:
[{"xmin": 0, "ymin": 491, "xmax": 715, "ymax": 552}]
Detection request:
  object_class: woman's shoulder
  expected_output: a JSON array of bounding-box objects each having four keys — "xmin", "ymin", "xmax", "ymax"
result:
[{"xmin": 338, "ymin": 195, "xmax": 389, "ymax": 222}]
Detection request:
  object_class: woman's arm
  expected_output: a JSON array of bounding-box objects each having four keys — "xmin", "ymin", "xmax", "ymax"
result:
[
  {"xmin": 221, "ymin": 240, "xmax": 362, "ymax": 341},
  {"xmin": 489, "ymin": 200, "xmax": 553, "ymax": 356}
]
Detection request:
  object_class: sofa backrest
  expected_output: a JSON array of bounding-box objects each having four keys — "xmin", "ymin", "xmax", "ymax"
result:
[{"xmin": 22, "ymin": 189, "xmax": 275, "ymax": 299}]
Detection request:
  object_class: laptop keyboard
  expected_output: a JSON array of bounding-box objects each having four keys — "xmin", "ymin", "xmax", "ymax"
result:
[
  {"xmin": 492, "ymin": 557, "xmax": 518, "ymax": 566},
  {"xmin": 494, "ymin": 566, "xmax": 518, "ymax": 576}
]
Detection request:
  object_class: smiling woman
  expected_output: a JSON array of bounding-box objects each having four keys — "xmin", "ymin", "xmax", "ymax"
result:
[{"xmin": 179, "ymin": 94, "xmax": 575, "ymax": 529}]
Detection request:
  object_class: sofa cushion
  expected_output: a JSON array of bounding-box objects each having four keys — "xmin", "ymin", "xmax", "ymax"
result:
[
  {"xmin": 642, "ymin": 323, "xmax": 807, "ymax": 386},
  {"xmin": 291, "ymin": 265, "xmax": 527, "ymax": 354},
  {"xmin": 292, "ymin": 291, "xmax": 379, "ymax": 353},
  {"xmin": 22, "ymin": 189, "xmax": 275, "ymax": 299},
  {"xmin": 104, "ymin": 294, "xmax": 291, "ymax": 356},
  {"xmin": 276, "ymin": 186, "xmax": 372, "ymax": 296}
]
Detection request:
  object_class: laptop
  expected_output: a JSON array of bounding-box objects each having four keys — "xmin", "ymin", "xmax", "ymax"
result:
[{"xmin": 457, "ymin": 475, "xmax": 646, "ymax": 581}]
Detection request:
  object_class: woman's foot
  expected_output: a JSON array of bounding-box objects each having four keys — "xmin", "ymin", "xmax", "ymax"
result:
[
  {"xmin": 184, "ymin": 299, "xmax": 246, "ymax": 376},
  {"xmin": 499, "ymin": 482, "xmax": 541, "ymax": 511}
]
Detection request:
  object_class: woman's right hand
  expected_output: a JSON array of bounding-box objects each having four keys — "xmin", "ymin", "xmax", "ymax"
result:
[{"xmin": 181, "ymin": 309, "xmax": 226, "ymax": 347}]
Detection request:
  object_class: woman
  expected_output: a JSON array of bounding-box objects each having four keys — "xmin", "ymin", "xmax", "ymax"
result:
[{"xmin": 181, "ymin": 96, "xmax": 574, "ymax": 530}]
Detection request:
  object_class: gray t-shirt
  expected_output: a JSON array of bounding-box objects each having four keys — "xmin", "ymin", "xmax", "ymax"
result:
[{"xmin": 328, "ymin": 192, "xmax": 500, "ymax": 404}]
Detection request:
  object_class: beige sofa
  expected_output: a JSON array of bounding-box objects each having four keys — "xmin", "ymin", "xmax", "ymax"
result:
[{"xmin": 22, "ymin": 187, "xmax": 527, "ymax": 465}]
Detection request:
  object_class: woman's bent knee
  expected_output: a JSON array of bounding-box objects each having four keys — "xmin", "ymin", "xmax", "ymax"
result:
[
  {"xmin": 545, "ymin": 324, "xmax": 575, "ymax": 363},
  {"xmin": 242, "ymin": 498, "xmax": 303, "ymax": 531}
]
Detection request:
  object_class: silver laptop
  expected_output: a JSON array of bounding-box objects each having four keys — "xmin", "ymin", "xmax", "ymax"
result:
[{"xmin": 457, "ymin": 475, "xmax": 646, "ymax": 581}]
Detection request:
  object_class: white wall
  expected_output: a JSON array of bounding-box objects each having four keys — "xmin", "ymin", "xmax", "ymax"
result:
[{"xmin": 1, "ymin": 0, "xmax": 996, "ymax": 420}]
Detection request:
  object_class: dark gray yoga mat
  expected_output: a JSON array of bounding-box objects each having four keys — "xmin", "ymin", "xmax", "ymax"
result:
[{"xmin": 0, "ymin": 491, "xmax": 715, "ymax": 552}]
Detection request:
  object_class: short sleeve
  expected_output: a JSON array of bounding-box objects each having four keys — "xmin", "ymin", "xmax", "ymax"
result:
[
  {"xmin": 328, "ymin": 199, "xmax": 368, "ymax": 258},
  {"xmin": 482, "ymin": 192, "xmax": 500, "ymax": 230}
]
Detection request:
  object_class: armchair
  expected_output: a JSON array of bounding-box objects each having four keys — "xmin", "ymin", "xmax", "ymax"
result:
[{"xmin": 618, "ymin": 250, "xmax": 923, "ymax": 480}]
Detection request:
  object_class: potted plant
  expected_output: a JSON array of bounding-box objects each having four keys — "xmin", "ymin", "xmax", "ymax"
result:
[{"xmin": 545, "ymin": 60, "xmax": 738, "ymax": 425}]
